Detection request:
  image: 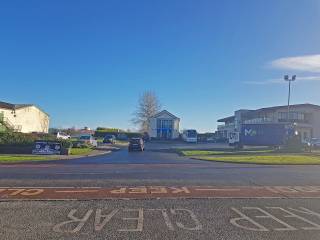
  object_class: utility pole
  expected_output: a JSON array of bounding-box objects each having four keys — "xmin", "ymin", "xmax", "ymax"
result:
[{"xmin": 284, "ymin": 75, "xmax": 296, "ymax": 121}]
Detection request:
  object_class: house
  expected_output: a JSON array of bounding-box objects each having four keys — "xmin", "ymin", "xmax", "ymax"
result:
[
  {"xmin": 217, "ymin": 103, "xmax": 320, "ymax": 142},
  {"xmin": 148, "ymin": 110, "xmax": 180, "ymax": 139},
  {"xmin": 0, "ymin": 101, "xmax": 49, "ymax": 133},
  {"xmin": 70, "ymin": 127, "xmax": 95, "ymax": 138}
]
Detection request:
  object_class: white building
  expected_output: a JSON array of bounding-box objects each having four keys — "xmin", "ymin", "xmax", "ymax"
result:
[
  {"xmin": 148, "ymin": 110, "xmax": 180, "ymax": 139},
  {"xmin": 0, "ymin": 101, "xmax": 50, "ymax": 133}
]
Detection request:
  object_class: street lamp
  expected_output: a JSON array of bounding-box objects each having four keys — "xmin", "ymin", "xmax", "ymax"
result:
[{"xmin": 284, "ymin": 75, "xmax": 296, "ymax": 121}]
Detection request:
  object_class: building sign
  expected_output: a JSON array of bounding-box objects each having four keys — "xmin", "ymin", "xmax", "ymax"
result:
[{"xmin": 32, "ymin": 141, "xmax": 61, "ymax": 155}]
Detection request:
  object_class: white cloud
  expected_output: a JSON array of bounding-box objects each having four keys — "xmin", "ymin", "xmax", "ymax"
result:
[
  {"xmin": 270, "ymin": 54, "xmax": 320, "ymax": 73},
  {"xmin": 244, "ymin": 76, "xmax": 320, "ymax": 85}
]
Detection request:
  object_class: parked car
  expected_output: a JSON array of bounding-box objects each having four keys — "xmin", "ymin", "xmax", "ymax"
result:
[
  {"xmin": 79, "ymin": 135, "xmax": 98, "ymax": 147},
  {"xmin": 310, "ymin": 138, "xmax": 320, "ymax": 148},
  {"xmin": 56, "ymin": 132, "xmax": 71, "ymax": 140},
  {"xmin": 128, "ymin": 138, "xmax": 145, "ymax": 152},
  {"xmin": 206, "ymin": 137, "xmax": 216, "ymax": 142},
  {"xmin": 103, "ymin": 135, "xmax": 116, "ymax": 144},
  {"xmin": 142, "ymin": 132, "xmax": 150, "ymax": 142},
  {"xmin": 117, "ymin": 133, "xmax": 128, "ymax": 141}
]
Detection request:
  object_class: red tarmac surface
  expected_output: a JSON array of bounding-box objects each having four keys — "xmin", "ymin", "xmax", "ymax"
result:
[{"xmin": 1, "ymin": 186, "xmax": 320, "ymax": 200}]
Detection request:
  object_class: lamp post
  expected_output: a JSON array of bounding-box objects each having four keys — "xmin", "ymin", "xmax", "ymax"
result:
[{"xmin": 284, "ymin": 75, "xmax": 296, "ymax": 121}]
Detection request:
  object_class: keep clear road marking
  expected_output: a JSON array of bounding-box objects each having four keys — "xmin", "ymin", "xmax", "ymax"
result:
[
  {"xmin": 52, "ymin": 206, "xmax": 320, "ymax": 234},
  {"xmin": 53, "ymin": 208, "xmax": 203, "ymax": 233},
  {"xmin": 2, "ymin": 186, "xmax": 320, "ymax": 200},
  {"xmin": 230, "ymin": 206, "xmax": 320, "ymax": 232}
]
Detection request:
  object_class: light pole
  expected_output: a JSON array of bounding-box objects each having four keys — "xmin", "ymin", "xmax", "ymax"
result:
[{"xmin": 284, "ymin": 75, "xmax": 296, "ymax": 122}]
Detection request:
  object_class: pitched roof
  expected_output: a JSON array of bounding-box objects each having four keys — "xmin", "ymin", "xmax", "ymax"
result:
[
  {"xmin": 0, "ymin": 101, "xmax": 49, "ymax": 116},
  {"xmin": 151, "ymin": 110, "xmax": 180, "ymax": 120}
]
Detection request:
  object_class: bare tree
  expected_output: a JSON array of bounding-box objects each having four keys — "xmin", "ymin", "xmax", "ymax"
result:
[{"xmin": 132, "ymin": 91, "xmax": 161, "ymax": 133}]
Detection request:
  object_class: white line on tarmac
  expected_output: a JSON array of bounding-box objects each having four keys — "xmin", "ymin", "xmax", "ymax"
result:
[
  {"xmin": 194, "ymin": 188, "xmax": 241, "ymax": 191},
  {"xmin": 54, "ymin": 190, "xmax": 100, "ymax": 193}
]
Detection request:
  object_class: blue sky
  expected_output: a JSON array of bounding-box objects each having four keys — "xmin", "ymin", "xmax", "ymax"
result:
[{"xmin": 1, "ymin": 0, "xmax": 320, "ymax": 132}]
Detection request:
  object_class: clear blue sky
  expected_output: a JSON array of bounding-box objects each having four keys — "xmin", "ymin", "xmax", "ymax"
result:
[{"xmin": 1, "ymin": 0, "xmax": 320, "ymax": 132}]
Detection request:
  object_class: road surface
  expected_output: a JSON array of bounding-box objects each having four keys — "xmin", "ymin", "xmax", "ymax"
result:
[{"xmin": 1, "ymin": 145, "xmax": 320, "ymax": 239}]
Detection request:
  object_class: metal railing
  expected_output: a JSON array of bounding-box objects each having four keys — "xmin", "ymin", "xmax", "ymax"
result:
[{"xmin": 0, "ymin": 116, "xmax": 22, "ymax": 132}]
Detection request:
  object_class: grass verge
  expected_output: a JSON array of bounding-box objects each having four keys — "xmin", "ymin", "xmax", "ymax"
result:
[
  {"xmin": 181, "ymin": 150, "xmax": 320, "ymax": 165},
  {"xmin": 193, "ymin": 155, "xmax": 320, "ymax": 165},
  {"xmin": 180, "ymin": 149, "xmax": 274, "ymax": 156},
  {"xmin": 0, "ymin": 155, "xmax": 58, "ymax": 163},
  {"xmin": 69, "ymin": 147, "xmax": 94, "ymax": 155}
]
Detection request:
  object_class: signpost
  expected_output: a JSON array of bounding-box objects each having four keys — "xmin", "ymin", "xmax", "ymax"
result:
[{"xmin": 32, "ymin": 141, "xmax": 62, "ymax": 155}]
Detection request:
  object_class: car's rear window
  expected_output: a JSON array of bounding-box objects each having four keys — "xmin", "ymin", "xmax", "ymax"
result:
[
  {"xmin": 80, "ymin": 136, "xmax": 90, "ymax": 140},
  {"xmin": 130, "ymin": 139, "xmax": 141, "ymax": 144}
]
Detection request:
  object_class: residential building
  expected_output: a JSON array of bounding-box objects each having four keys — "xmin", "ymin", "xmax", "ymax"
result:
[
  {"xmin": 217, "ymin": 103, "xmax": 320, "ymax": 141},
  {"xmin": 148, "ymin": 110, "xmax": 180, "ymax": 139},
  {"xmin": 0, "ymin": 101, "xmax": 49, "ymax": 133},
  {"xmin": 70, "ymin": 127, "xmax": 95, "ymax": 138}
]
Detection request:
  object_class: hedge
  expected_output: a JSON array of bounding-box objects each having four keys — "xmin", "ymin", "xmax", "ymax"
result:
[{"xmin": 94, "ymin": 131, "xmax": 142, "ymax": 138}]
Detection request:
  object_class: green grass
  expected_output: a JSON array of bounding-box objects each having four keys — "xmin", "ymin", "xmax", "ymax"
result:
[
  {"xmin": 180, "ymin": 149, "xmax": 320, "ymax": 165},
  {"xmin": 194, "ymin": 155, "xmax": 320, "ymax": 165},
  {"xmin": 180, "ymin": 149, "xmax": 274, "ymax": 156},
  {"xmin": 69, "ymin": 147, "xmax": 94, "ymax": 155},
  {"xmin": 0, "ymin": 155, "xmax": 58, "ymax": 163}
]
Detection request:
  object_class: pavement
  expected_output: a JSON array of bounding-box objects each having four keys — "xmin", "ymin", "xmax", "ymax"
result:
[{"xmin": 1, "ymin": 142, "xmax": 320, "ymax": 239}]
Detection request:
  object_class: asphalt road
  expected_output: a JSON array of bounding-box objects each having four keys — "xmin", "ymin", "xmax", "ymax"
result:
[
  {"xmin": 1, "ymin": 145, "xmax": 320, "ymax": 239},
  {"xmin": 0, "ymin": 146, "xmax": 320, "ymax": 187},
  {"xmin": 1, "ymin": 199, "xmax": 320, "ymax": 240}
]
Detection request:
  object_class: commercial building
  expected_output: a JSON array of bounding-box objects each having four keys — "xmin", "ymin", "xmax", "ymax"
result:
[
  {"xmin": 217, "ymin": 103, "xmax": 320, "ymax": 142},
  {"xmin": 0, "ymin": 101, "xmax": 50, "ymax": 133},
  {"xmin": 148, "ymin": 110, "xmax": 180, "ymax": 139}
]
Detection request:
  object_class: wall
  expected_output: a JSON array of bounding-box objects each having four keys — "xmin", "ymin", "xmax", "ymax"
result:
[
  {"xmin": 0, "ymin": 106, "xmax": 49, "ymax": 133},
  {"xmin": 172, "ymin": 119, "xmax": 180, "ymax": 139},
  {"xmin": 218, "ymin": 105, "xmax": 320, "ymax": 140},
  {"xmin": 271, "ymin": 106, "xmax": 320, "ymax": 139},
  {"xmin": 148, "ymin": 114, "xmax": 180, "ymax": 139}
]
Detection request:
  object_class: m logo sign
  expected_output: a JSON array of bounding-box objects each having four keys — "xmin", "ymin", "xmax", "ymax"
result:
[{"xmin": 244, "ymin": 129, "xmax": 257, "ymax": 137}]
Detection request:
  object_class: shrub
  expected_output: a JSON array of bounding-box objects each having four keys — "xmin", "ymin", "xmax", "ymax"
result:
[{"xmin": 0, "ymin": 132, "xmax": 37, "ymax": 145}]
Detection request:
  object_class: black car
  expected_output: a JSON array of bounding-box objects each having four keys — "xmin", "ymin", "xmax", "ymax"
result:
[
  {"xmin": 128, "ymin": 138, "xmax": 145, "ymax": 152},
  {"xmin": 103, "ymin": 135, "xmax": 116, "ymax": 144}
]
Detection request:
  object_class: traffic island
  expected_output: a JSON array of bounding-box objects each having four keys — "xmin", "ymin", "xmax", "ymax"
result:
[{"xmin": 180, "ymin": 150, "xmax": 320, "ymax": 165}]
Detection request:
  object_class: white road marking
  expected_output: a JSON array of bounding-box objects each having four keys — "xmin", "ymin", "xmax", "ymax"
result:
[
  {"xmin": 55, "ymin": 190, "xmax": 99, "ymax": 193},
  {"xmin": 230, "ymin": 207, "xmax": 269, "ymax": 231},
  {"xmin": 148, "ymin": 209, "xmax": 175, "ymax": 231},
  {"xmin": 195, "ymin": 188, "xmax": 241, "ymax": 191},
  {"xmin": 243, "ymin": 207, "xmax": 297, "ymax": 231},
  {"xmin": 118, "ymin": 209, "xmax": 144, "ymax": 232},
  {"xmin": 230, "ymin": 207, "xmax": 269, "ymax": 232},
  {"xmin": 94, "ymin": 209, "xmax": 119, "ymax": 231},
  {"xmin": 288, "ymin": 207, "xmax": 320, "ymax": 219},
  {"xmin": 53, "ymin": 209, "xmax": 93, "ymax": 233},
  {"xmin": 267, "ymin": 207, "xmax": 320, "ymax": 230},
  {"xmin": 171, "ymin": 209, "xmax": 203, "ymax": 231}
]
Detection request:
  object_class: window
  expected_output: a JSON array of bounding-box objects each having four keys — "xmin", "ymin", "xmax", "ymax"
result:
[
  {"xmin": 160, "ymin": 120, "xmax": 172, "ymax": 129},
  {"xmin": 278, "ymin": 112, "xmax": 305, "ymax": 121}
]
